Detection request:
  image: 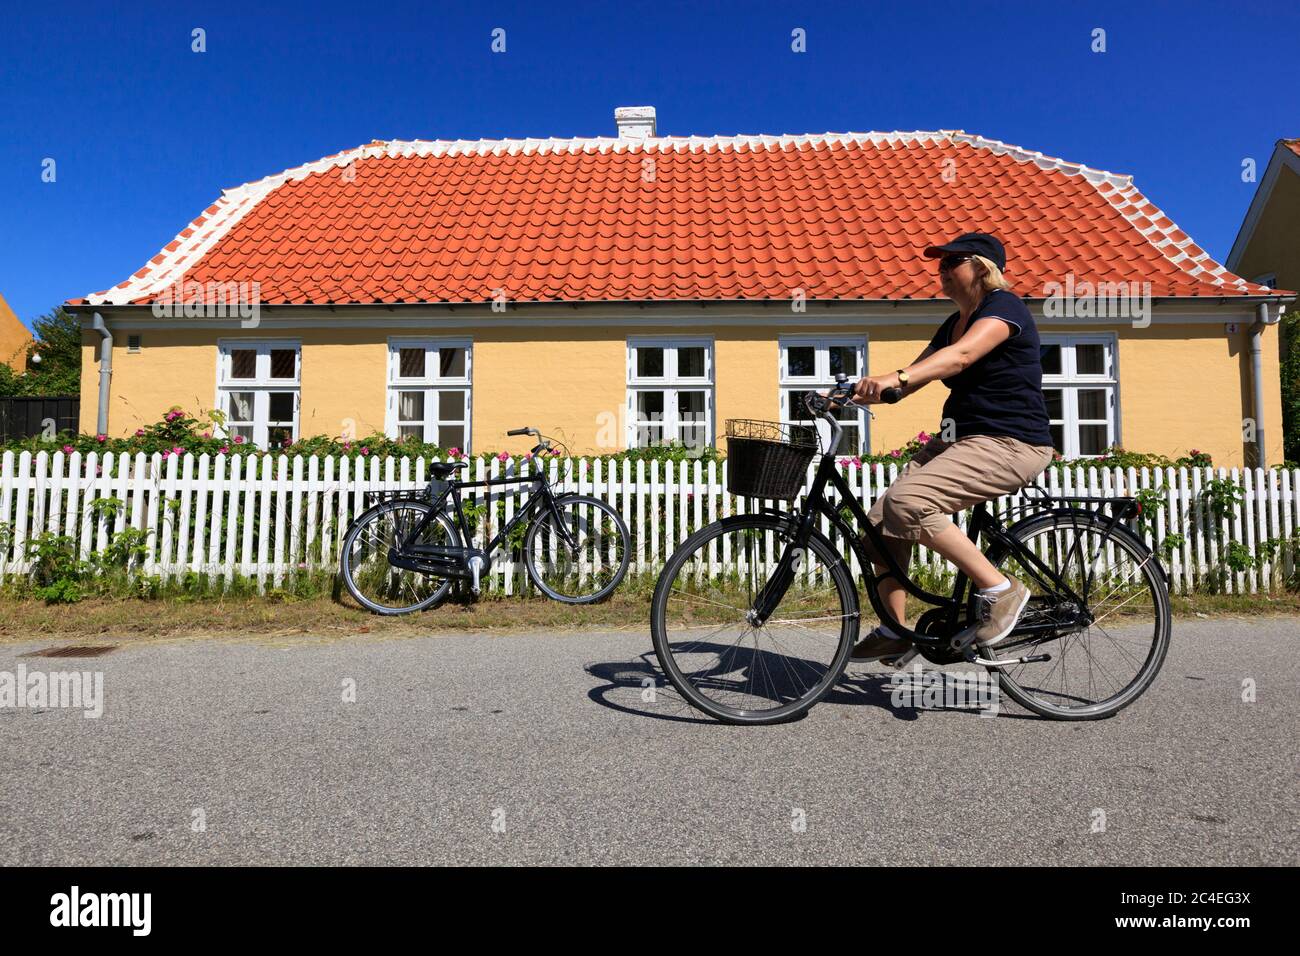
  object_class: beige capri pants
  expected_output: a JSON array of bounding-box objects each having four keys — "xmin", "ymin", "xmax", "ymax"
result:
[{"xmin": 864, "ymin": 434, "xmax": 1055, "ymax": 559}]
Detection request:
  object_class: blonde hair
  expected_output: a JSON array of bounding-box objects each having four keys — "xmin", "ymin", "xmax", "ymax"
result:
[{"xmin": 971, "ymin": 255, "xmax": 1012, "ymax": 292}]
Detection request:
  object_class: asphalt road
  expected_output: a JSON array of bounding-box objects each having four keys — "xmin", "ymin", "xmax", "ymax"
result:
[{"xmin": 1, "ymin": 619, "xmax": 1295, "ymax": 866}]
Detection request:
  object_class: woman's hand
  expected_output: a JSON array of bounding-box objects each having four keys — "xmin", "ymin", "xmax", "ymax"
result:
[{"xmin": 851, "ymin": 372, "xmax": 902, "ymax": 404}]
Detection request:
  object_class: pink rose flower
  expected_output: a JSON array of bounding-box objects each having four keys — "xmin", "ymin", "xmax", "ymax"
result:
[
  {"xmin": 95, "ymin": 434, "xmax": 107, "ymax": 443},
  {"xmin": 360, "ymin": 446, "xmax": 369, "ymax": 456},
  {"xmin": 62, "ymin": 444, "xmax": 74, "ymax": 454},
  {"xmin": 135, "ymin": 429, "xmax": 145, "ymax": 438},
  {"xmin": 218, "ymin": 445, "xmax": 229, "ymax": 454},
  {"xmin": 497, "ymin": 451, "xmax": 509, "ymax": 462},
  {"xmin": 233, "ymin": 436, "xmax": 245, "ymax": 445}
]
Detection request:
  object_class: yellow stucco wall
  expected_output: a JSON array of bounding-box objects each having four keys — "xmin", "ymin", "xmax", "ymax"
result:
[{"xmin": 79, "ymin": 318, "xmax": 1282, "ymax": 466}]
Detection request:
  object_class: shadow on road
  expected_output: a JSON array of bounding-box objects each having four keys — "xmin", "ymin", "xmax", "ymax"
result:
[{"xmin": 585, "ymin": 646, "xmax": 1010, "ymax": 725}]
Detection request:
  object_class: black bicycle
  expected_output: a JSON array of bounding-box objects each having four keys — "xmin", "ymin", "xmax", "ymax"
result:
[
  {"xmin": 650, "ymin": 374, "xmax": 1171, "ymax": 724},
  {"xmin": 341, "ymin": 427, "xmax": 631, "ymax": 614}
]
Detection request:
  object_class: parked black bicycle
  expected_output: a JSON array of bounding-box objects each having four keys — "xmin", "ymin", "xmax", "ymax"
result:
[
  {"xmin": 650, "ymin": 374, "xmax": 1171, "ymax": 724},
  {"xmin": 341, "ymin": 427, "xmax": 631, "ymax": 614}
]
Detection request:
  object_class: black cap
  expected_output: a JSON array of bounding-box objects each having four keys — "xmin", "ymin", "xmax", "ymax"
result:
[{"xmin": 924, "ymin": 232, "xmax": 1006, "ymax": 271}]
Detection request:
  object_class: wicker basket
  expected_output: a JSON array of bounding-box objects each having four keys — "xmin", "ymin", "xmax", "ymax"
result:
[{"xmin": 725, "ymin": 419, "xmax": 818, "ymax": 501}]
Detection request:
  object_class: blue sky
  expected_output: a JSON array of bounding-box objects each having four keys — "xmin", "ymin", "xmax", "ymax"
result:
[{"xmin": 2, "ymin": 0, "xmax": 1295, "ymax": 328}]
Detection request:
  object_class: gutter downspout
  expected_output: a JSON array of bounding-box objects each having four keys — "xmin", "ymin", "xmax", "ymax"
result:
[
  {"xmin": 1248, "ymin": 301, "xmax": 1280, "ymax": 468},
  {"xmin": 91, "ymin": 312, "xmax": 112, "ymax": 437}
]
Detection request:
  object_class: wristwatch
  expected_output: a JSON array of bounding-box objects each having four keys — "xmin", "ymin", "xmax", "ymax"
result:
[{"xmin": 896, "ymin": 369, "xmax": 910, "ymax": 385}]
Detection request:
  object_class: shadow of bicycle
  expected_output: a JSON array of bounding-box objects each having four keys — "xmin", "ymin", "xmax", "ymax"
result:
[{"xmin": 585, "ymin": 640, "xmax": 1007, "ymax": 725}]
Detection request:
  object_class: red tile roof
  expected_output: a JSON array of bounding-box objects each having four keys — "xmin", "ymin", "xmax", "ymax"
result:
[
  {"xmin": 1285, "ymin": 139, "xmax": 1300, "ymax": 160},
  {"xmin": 77, "ymin": 130, "xmax": 1278, "ymax": 306}
]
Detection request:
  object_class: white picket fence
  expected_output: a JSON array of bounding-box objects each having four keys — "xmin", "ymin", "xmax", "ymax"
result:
[{"xmin": 0, "ymin": 449, "xmax": 1296, "ymax": 595}]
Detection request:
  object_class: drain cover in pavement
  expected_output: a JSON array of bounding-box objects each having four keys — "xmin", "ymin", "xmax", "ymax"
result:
[{"xmin": 21, "ymin": 645, "xmax": 118, "ymax": 658}]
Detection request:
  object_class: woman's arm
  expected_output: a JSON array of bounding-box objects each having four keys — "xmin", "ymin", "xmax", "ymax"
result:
[{"xmin": 852, "ymin": 318, "xmax": 1013, "ymax": 402}]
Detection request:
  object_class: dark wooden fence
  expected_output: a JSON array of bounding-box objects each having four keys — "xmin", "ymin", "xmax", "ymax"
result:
[{"xmin": 0, "ymin": 395, "xmax": 80, "ymax": 442}]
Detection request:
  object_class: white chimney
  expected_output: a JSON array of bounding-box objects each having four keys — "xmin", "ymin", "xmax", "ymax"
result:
[{"xmin": 615, "ymin": 106, "xmax": 657, "ymax": 139}]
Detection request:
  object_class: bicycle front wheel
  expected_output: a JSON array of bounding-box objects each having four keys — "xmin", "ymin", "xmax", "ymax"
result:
[
  {"xmin": 981, "ymin": 512, "xmax": 1171, "ymax": 720},
  {"xmin": 523, "ymin": 495, "xmax": 631, "ymax": 604},
  {"xmin": 650, "ymin": 514, "xmax": 859, "ymax": 725},
  {"xmin": 340, "ymin": 500, "xmax": 460, "ymax": 615}
]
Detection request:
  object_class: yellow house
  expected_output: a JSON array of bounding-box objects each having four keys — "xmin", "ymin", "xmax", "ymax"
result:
[{"xmin": 67, "ymin": 110, "xmax": 1295, "ymax": 465}]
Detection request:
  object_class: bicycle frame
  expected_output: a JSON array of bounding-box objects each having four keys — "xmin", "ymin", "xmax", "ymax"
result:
[
  {"xmin": 751, "ymin": 409, "xmax": 1107, "ymax": 653},
  {"xmin": 386, "ymin": 469, "xmax": 578, "ymax": 581}
]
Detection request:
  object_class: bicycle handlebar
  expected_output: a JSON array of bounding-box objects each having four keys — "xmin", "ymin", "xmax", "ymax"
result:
[
  {"xmin": 804, "ymin": 375, "xmax": 905, "ymax": 455},
  {"xmin": 507, "ymin": 427, "xmax": 535, "ymax": 437}
]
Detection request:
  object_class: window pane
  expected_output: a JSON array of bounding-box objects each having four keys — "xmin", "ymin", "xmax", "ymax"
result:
[
  {"xmin": 1079, "ymin": 424, "xmax": 1109, "ymax": 456},
  {"xmin": 636, "ymin": 424, "xmax": 664, "ymax": 446},
  {"xmin": 840, "ymin": 430, "xmax": 861, "ymax": 456},
  {"xmin": 398, "ymin": 391, "xmax": 424, "ymax": 422},
  {"xmin": 229, "ymin": 350, "xmax": 256, "ymax": 379},
  {"xmin": 438, "ymin": 347, "xmax": 466, "ymax": 378},
  {"xmin": 636, "ymin": 390, "xmax": 664, "ymax": 418},
  {"xmin": 229, "ymin": 425, "xmax": 254, "ymax": 445},
  {"xmin": 1075, "ymin": 344, "xmax": 1106, "ymax": 376},
  {"xmin": 1077, "ymin": 388, "xmax": 1109, "ymax": 421},
  {"xmin": 228, "ymin": 391, "xmax": 254, "ymax": 422},
  {"xmin": 1043, "ymin": 388, "xmax": 1064, "ymax": 421},
  {"xmin": 399, "ymin": 424, "xmax": 424, "ymax": 442},
  {"xmin": 680, "ymin": 426, "xmax": 706, "ymax": 449},
  {"xmin": 399, "ymin": 347, "xmax": 425, "ymax": 379},
  {"xmin": 1050, "ymin": 424, "xmax": 1065, "ymax": 454},
  {"xmin": 788, "ymin": 389, "xmax": 814, "ymax": 422},
  {"xmin": 268, "ymin": 425, "xmax": 293, "ymax": 447},
  {"xmin": 636, "ymin": 348, "xmax": 664, "ymax": 378},
  {"xmin": 438, "ymin": 425, "xmax": 465, "ymax": 450},
  {"xmin": 828, "ymin": 346, "xmax": 858, "ymax": 378},
  {"xmin": 677, "ymin": 347, "xmax": 705, "ymax": 378},
  {"xmin": 786, "ymin": 347, "xmax": 815, "ymax": 378},
  {"xmin": 270, "ymin": 349, "xmax": 296, "ymax": 380},
  {"xmin": 268, "ymin": 392, "xmax": 294, "ymax": 422},
  {"xmin": 677, "ymin": 390, "xmax": 705, "ymax": 424},
  {"xmin": 438, "ymin": 390, "xmax": 465, "ymax": 420},
  {"xmin": 1039, "ymin": 344, "xmax": 1062, "ymax": 375}
]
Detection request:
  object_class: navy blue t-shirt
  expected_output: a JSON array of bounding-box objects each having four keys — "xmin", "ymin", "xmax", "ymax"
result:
[{"xmin": 926, "ymin": 290, "xmax": 1054, "ymax": 447}]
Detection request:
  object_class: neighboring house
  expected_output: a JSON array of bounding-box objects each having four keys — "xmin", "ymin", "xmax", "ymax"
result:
[
  {"xmin": 1228, "ymin": 138, "xmax": 1300, "ymax": 295},
  {"xmin": 67, "ymin": 108, "xmax": 1295, "ymax": 465},
  {"xmin": 0, "ymin": 292, "xmax": 34, "ymax": 373}
]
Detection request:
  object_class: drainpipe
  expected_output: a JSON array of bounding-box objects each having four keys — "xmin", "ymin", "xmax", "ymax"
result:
[
  {"xmin": 1248, "ymin": 301, "xmax": 1280, "ymax": 468},
  {"xmin": 91, "ymin": 312, "xmax": 112, "ymax": 436}
]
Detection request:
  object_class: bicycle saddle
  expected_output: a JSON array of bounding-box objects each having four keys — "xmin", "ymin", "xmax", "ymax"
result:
[{"xmin": 429, "ymin": 461, "xmax": 470, "ymax": 477}]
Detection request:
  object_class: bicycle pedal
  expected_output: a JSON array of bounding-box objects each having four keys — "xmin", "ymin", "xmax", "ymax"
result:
[{"xmin": 885, "ymin": 648, "xmax": 920, "ymax": 669}]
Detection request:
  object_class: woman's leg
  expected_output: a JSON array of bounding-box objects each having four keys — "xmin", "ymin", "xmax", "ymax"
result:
[{"xmin": 917, "ymin": 522, "xmax": 1004, "ymax": 589}]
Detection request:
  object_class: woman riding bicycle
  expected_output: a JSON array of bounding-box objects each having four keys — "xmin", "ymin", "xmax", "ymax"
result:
[{"xmin": 848, "ymin": 232, "xmax": 1055, "ymax": 662}]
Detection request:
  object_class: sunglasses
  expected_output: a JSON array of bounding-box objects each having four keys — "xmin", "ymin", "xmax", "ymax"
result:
[{"xmin": 938, "ymin": 254, "xmax": 973, "ymax": 272}]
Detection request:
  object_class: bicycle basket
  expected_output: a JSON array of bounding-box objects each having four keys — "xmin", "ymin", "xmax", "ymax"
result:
[{"xmin": 725, "ymin": 419, "xmax": 817, "ymax": 501}]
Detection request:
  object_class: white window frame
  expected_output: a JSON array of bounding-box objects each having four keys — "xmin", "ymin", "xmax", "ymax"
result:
[
  {"xmin": 778, "ymin": 335, "xmax": 869, "ymax": 455},
  {"xmin": 1040, "ymin": 333, "xmax": 1120, "ymax": 458},
  {"xmin": 384, "ymin": 337, "xmax": 473, "ymax": 451},
  {"xmin": 626, "ymin": 336, "xmax": 715, "ymax": 449},
  {"xmin": 216, "ymin": 339, "xmax": 301, "ymax": 448}
]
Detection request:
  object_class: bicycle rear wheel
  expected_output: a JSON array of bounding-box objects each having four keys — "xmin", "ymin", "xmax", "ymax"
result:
[
  {"xmin": 650, "ymin": 514, "xmax": 859, "ymax": 724},
  {"xmin": 980, "ymin": 511, "xmax": 1171, "ymax": 719},
  {"xmin": 340, "ymin": 500, "xmax": 460, "ymax": 615}
]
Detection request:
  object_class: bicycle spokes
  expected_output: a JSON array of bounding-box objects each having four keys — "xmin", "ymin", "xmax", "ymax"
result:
[
  {"xmin": 656, "ymin": 521, "xmax": 857, "ymax": 718},
  {"xmin": 991, "ymin": 518, "xmax": 1168, "ymax": 716}
]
